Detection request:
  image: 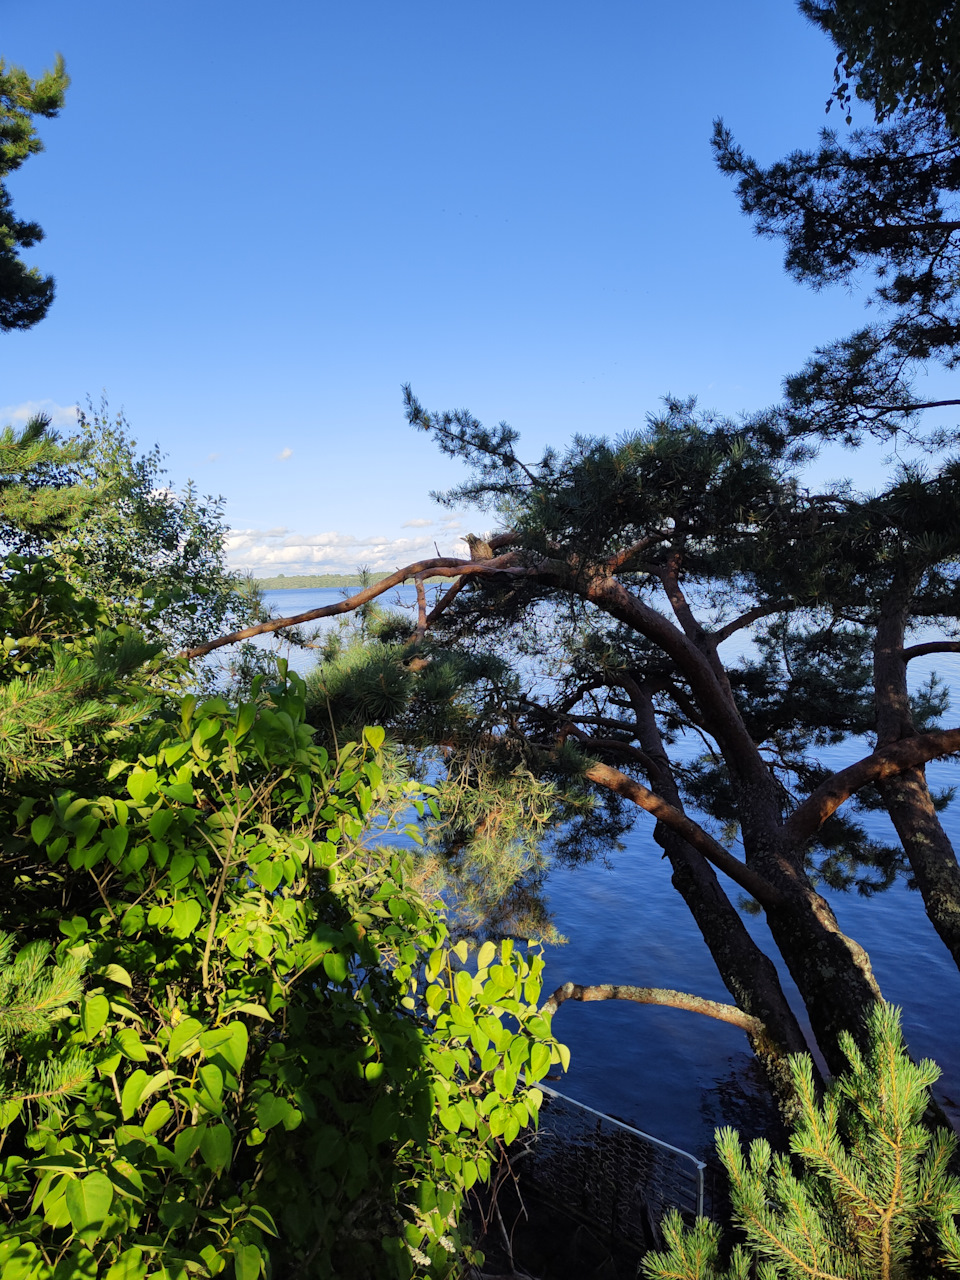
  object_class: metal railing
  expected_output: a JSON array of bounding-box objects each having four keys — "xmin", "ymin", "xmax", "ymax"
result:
[{"xmin": 514, "ymin": 1081, "xmax": 712, "ymax": 1255}]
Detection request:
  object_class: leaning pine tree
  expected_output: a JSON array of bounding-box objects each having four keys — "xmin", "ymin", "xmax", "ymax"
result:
[{"xmin": 643, "ymin": 1004, "xmax": 960, "ymax": 1280}]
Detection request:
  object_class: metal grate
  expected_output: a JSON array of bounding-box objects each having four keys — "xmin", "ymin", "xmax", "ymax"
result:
[{"xmin": 513, "ymin": 1082, "xmax": 714, "ymax": 1255}]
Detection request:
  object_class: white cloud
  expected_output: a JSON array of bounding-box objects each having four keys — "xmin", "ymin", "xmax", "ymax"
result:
[
  {"xmin": 402, "ymin": 517, "xmax": 434, "ymax": 528},
  {"xmin": 225, "ymin": 525, "xmax": 469, "ymax": 576},
  {"xmin": 277, "ymin": 447, "xmax": 293, "ymax": 460},
  {"xmin": 0, "ymin": 399, "xmax": 79, "ymax": 428},
  {"xmin": 206, "ymin": 452, "xmax": 221, "ymax": 463}
]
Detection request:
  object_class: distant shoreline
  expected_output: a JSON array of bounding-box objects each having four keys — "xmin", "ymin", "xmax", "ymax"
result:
[
  {"xmin": 252, "ymin": 574, "xmax": 389, "ymax": 590},
  {"xmin": 253, "ymin": 573, "xmax": 446, "ymax": 590}
]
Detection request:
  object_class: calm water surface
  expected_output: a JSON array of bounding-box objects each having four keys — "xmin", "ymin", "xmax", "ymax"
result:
[{"xmin": 257, "ymin": 587, "xmax": 960, "ymax": 1157}]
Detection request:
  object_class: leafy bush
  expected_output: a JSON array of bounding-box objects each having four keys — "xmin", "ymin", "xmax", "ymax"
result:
[
  {"xmin": 642, "ymin": 1003, "xmax": 960, "ymax": 1280},
  {"xmin": 0, "ymin": 663, "xmax": 566, "ymax": 1279}
]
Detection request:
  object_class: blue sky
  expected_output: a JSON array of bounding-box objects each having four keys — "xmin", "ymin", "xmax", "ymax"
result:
[{"xmin": 5, "ymin": 1, "xmax": 881, "ymax": 575}]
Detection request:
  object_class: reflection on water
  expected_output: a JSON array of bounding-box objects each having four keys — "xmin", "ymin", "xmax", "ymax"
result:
[{"xmin": 251, "ymin": 589, "xmax": 960, "ymax": 1154}]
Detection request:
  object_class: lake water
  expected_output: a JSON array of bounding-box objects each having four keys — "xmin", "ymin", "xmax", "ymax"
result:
[{"xmin": 255, "ymin": 587, "xmax": 960, "ymax": 1158}]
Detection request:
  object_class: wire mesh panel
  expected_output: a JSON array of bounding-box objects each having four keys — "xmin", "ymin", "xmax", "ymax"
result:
[{"xmin": 514, "ymin": 1083, "xmax": 710, "ymax": 1254}]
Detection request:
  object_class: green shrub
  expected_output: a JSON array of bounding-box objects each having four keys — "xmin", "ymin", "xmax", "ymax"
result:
[{"xmin": 0, "ymin": 665, "xmax": 566, "ymax": 1279}]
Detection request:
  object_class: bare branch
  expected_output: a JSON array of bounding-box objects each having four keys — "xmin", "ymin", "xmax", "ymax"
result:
[
  {"xmin": 414, "ymin": 578, "xmax": 428, "ymax": 641},
  {"xmin": 783, "ymin": 727, "xmax": 960, "ymax": 844},
  {"xmin": 604, "ymin": 532, "xmax": 668, "ymax": 574},
  {"xmin": 713, "ymin": 600, "xmax": 794, "ymax": 645},
  {"xmin": 540, "ymin": 981, "xmax": 765, "ymax": 1037},
  {"xmin": 659, "ymin": 549, "xmax": 702, "ymax": 641},
  {"xmin": 182, "ymin": 553, "xmax": 522, "ymax": 659},
  {"xmin": 901, "ymin": 640, "xmax": 960, "ymax": 662},
  {"xmin": 582, "ymin": 759, "xmax": 783, "ymax": 907},
  {"xmin": 861, "ymin": 398, "xmax": 960, "ymax": 414},
  {"xmin": 424, "ymin": 575, "xmax": 467, "ymax": 628}
]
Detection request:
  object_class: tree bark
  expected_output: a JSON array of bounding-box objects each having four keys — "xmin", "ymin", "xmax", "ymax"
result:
[{"xmin": 874, "ymin": 572, "xmax": 960, "ymax": 970}]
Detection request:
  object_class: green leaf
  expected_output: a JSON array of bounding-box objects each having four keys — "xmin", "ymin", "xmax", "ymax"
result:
[
  {"xmin": 454, "ymin": 969, "xmax": 473, "ymax": 1006},
  {"xmin": 199, "ymin": 1122, "xmax": 233, "ymax": 1174},
  {"xmin": 116, "ymin": 1028, "xmax": 149, "ymax": 1061},
  {"xmin": 81, "ymin": 993, "xmax": 110, "ymax": 1040},
  {"xmin": 98, "ymin": 963, "xmax": 133, "ymax": 988},
  {"xmin": 476, "ymin": 940, "xmax": 496, "ymax": 969},
  {"xmin": 256, "ymin": 1093, "xmax": 292, "ymax": 1131},
  {"xmin": 105, "ymin": 1248, "xmax": 147, "ymax": 1280},
  {"xmin": 255, "ymin": 860, "xmax": 283, "ymax": 892},
  {"xmin": 529, "ymin": 1041, "xmax": 551, "ymax": 1081},
  {"xmin": 120, "ymin": 1068, "xmax": 174, "ymax": 1118},
  {"xmin": 245, "ymin": 1205, "xmax": 279, "ymax": 1237},
  {"xmin": 170, "ymin": 898, "xmax": 202, "ymax": 939},
  {"xmin": 173, "ymin": 1126, "xmax": 204, "ymax": 1169},
  {"xmin": 30, "ymin": 814, "xmax": 54, "ymax": 845},
  {"xmin": 65, "ymin": 1171, "xmax": 114, "ymax": 1233},
  {"xmin": 362, "ymin": 725, "xmax": 385, "ymax": 750},
  {"xmin": 168, "ymin": 1016, "xmax": 204, "ymax": 1060},
  {"xmin": 323, "ymin": 951, "xmax": 349, "ymax": 984},
  {"xmin": 143, "ymin": 1100, "xmax": 173, "ymax": 1134},
  {"xmin": 197, "ymin": 1062, "xmax": 225, "ymax": 1114},
  {"xmin": 232, "ymin": 1243, "xmax": 262, "ymax": 1280},
  {"xmin": 126, "ymin": 768, "xmax": 157, "ymax": 804}
]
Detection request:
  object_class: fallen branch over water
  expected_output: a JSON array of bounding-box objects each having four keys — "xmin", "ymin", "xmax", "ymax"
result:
[{"xmin": 541, "ymin": 982, "xmax": 766, "ymax": 1037}]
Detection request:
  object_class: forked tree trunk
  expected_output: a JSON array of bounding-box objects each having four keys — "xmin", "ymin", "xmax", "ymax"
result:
[{"xmin": 875, "ymin": 573, "xmax": 960, "ymax": 971}]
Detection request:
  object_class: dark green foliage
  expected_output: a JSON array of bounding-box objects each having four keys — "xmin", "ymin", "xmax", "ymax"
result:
[
  {"xmin": 800, "ymin": 0, "xmax": 960, "ymax": 127},
  {"xmin": 0, "ymin": 415, "xmax": 95, "ymax": 545},
  {"xmin": 642, "ymin": 1005, "xmax": 960, "ymax": 1279},
  {"xmin": 715, "ymin": 5, "xmax": 960, "ymax": 445},
  {"xmin": 0, "ymin": 675, "xmax": 564, "ymax": 1280},
  {"xmin": 0, "ymin": 56, "xmax": 68, "ymax": 331}
]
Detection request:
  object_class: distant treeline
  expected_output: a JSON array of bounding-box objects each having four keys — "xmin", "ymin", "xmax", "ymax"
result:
[{"xmin": 252, "ymin": 573, "xmax": 390, "ymax": 590}]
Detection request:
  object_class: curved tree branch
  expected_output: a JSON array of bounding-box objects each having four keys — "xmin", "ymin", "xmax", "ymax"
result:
[
  {"xmin": 901, "ymin": 640, "xmax": 960, "ymax": 662},
  {"xmin": 783, "ymin": 727, "xmax": 960, "ymax": 844},
  {"xmin": 582, "ymin": 759, "xmax": 784, "ymax": 907},
  {"xmin": 540, "ymin": 981, "xmax": 765, "ymax": 1037},
  {"xmin": 182, "ymin": 554, "xmax": 521, "ymax": 659}
]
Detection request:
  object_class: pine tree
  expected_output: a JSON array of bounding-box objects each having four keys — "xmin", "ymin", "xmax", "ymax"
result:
[
  {"xmin": 0, "ymin": 932, "xmax": 92, "ymax": 1128},
  {"xmin": 642, "ymin": 1004, "xmax": 960, "ymax": 1280},
  {"xmin": 0, "ymin": 54, "xmax": 69, "ymax": 331}
]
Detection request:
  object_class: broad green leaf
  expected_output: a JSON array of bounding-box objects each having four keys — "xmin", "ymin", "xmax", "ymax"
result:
[
  {"xmin": 322, "ymin": 951, "xmax": 348, "ymax": 983},
  {"xmin": 105, "ymin": 1248, "xmax": 147, "ymax": 1280},
  {"xmin": 362, "ymin": 725, "xmax": 385, "ymax": 750},
  {"xmin": 232, "ymin": 1243, "xmax": 262, "ymax": 1280},
  {"xmin": 173, "ymin": 1126, "xmax": 204, "ymax": 1168},
  {"xmin": 65, "ymin": 1171, "xmax": 114, "ymax": 1232},
  {"xmin": 256, "ymin": 1093, "xmax": 292, "ymax": 1131},
  {"xmin": 168, "ymin": 1017, "xmax": 204, "ymax": 1060},
  {"xmin": 116, "ymin": 1028, "xmax": 149, "ymax": 1062},
  {"xmin": 81, "ymin": 994, "xmax": 110, "ymax": 1041},
  {"xmin": 255, "ymin": 860, "xmax": 283, "ymax": 892},
  {"xmin": 126, "ymin": 768, "xmax": 157, "ymax": 804},
  {"xmin": 476, "ymin": 940, "xmax": 496, "ymax": 970},
  {"xmin": 170, "ymin": 898, "xmax": 202, "ymax": 938},
  {"xmin": 453, "ymin": 969, "xmax": 473, "ymax": 1006},
  {"xmin": 199, "ymin": 1122, "xmax": 233, "ymax": 1174},
  {"xmin": 143, "ymin": 1100, "xmax": 173, "ymax": 1134},
  {"xmin": 30, "ymin": 814, "xmax": 54, "ymax": 845},
  {"xmin": 99, "ymin": 963, "xmax": 133, "ymax": 988},
  {"xmin": 529, "ymin": 1041, "xmax": 551, "ymax": 1082},
  {"xmin": 197, "ymin": 1062, "xmax": 224, "ymax": 1113}
]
